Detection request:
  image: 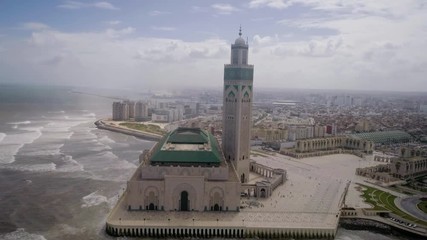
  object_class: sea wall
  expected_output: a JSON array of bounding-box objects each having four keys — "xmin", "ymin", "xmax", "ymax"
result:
[
  {"xmin": 95, "ymin": 120, "xmax": 162, "ymax": 141},
  {"xmin": 105, "ymin": 224, "xmax": 336, "ymax": 239}
]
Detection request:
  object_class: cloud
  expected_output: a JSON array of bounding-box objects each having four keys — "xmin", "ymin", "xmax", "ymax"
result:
[
  {"xmin": 58, "ymin": 1, "xmax": 119, "ymax": 10},
  {"xmin": 151, "ymin": 26, "xmax": 176, "ymax": 32},
  {"xmin": 0, "ymin": 27, "xmax": 231, "ymax": 90},
  {"xmin": 93, "ymin": 2, "xmax": 118, "ymax": 10},
  {"xmin": 148, "ymin": 10, "xmax": 171, "ymax": 16},
  {"xmin": 249, "ymin": 0, "xmax": 293, "ymax": 9},
  {"xmin": 253, "ymin": 35, "xmax": 275, "ymax": 45},
  {"xmin": 211, "ymin": 3, "xmax": 240, "ymax": 14},
  {"xmin": 2, "ymin": 0, "xmax": 427, "ymax": 92}
]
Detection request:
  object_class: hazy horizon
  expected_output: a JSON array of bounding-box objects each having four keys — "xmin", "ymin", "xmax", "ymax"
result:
[{"xmin": 1, "ymin": 0, "xmax": 426, "ymax": 92}]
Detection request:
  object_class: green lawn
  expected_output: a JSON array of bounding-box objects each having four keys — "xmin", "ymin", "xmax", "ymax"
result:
[
  {"xmin": 119, "ymin": 122, "xmax": 166, "ymax": 135},
  {"xmin": 417, "ymin": 200, "xmax": 427, "ymax": 214},
  {"xmin": 359, "ymin": 184, "xmax": 427, "ymax": 227}
]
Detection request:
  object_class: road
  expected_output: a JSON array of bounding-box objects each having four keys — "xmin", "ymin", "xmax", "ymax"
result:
[{"xmin": 398, "ymin": 196, "xmax": 427, "ymax": 221}]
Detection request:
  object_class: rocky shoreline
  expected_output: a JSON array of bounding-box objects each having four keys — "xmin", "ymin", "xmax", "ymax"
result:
[{"xmin": 339, "ymin": 218, "xmax": 424, "ymax": 240}]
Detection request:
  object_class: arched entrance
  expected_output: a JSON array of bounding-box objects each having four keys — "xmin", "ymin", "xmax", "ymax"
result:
[
  {"xmin": 149, "ymin": 203, "xmax": 155, "ymax": 210},
  {"xmin": 180, "ymin": 191, "xmax": 189, "ymax": 211},
  {"xmin": 213, "ymin": 204, "xmax": 220, "ymax": 211},
  {"xmin": 260, "ymin": 188, "xmax": 266, "ymax": 198}
]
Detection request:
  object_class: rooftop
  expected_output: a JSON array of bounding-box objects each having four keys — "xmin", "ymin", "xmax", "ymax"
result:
[
  {"xmin": 349, "ymin": 130, "xmax": 412, "ymax": 144},
  {"xmin": 150, "ymin": 127, "xmax": 222, "ymax": 165}
]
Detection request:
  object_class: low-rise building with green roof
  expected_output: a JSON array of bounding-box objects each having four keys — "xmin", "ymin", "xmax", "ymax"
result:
[
  {"xmin": 350, "ymin": 130, "xmax": 413, "ymax": 144},
  {"xmin": 149, "ymin": 128, "xmax": 223, "ymax": 166}
]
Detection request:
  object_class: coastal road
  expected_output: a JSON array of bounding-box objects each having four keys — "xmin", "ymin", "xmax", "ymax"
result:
[{"xmin": 398, "ymin": 196, "xmax": 427, "ymax": 221}]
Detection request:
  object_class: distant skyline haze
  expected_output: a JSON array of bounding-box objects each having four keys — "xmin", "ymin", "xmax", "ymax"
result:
[{"xmin": 0, "ymin": 0, "xmax": 426, "ymax": 92}]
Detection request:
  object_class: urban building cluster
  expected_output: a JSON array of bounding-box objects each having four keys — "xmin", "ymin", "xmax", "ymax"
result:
[
  {"xmin": 112, "ymin": 100, "xmax": 148, "ymax": 121},
  {"xmin": 112, "ymin": 99, "xmax": 201, "ymax": 123},
  {"xmin": 356, "ymin": 147, "xmax": 427, "ymax": 183}
]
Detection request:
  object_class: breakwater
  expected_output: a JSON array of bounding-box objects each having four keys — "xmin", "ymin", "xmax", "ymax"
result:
[
  {"xmin": 95, "ymin": 120, "xmax": 162, "ymax": 141},
  {"xmin": 339, "ymin": 218, "xmax": 425, "ymax": 240}
]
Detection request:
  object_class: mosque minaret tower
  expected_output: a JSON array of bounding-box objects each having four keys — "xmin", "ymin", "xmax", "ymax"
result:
[{"xmin": 222, "ymin": 27, "xmax": 254, "ymax": 183}]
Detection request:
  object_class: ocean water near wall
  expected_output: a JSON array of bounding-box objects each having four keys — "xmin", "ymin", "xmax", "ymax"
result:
[{"xmin": 0, "ymin": 84, "xmax": 411, "ymax": 240}]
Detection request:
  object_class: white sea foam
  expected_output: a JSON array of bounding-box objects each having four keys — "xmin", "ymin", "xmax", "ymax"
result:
[
  {"xmin": 4, "ymin": 163, "xmax": 56, "ymax": 172},
  {"xmin": 0, "ymin": 228, "xmax": 47, "ymax": 240},
  {"xmin": 99, "ymin": 136, "xmax": 116, "ymax": 144},
  {"xmin": 7, "ymin": 120, "xmax": 31, "ymax": 125},
  {"xmin": 0, "ymin": 127, "xmax": 43, "ymax": 164},
  {"xmin": 81, "ymin": 191, "xmax": 108, "ymax": 208},
  {"xmin": 83, "ymin": 112, "xmax": 96, "ymax": 118},
  {"xmin": 19, "ymin": 143, "xmax": 64, "ymax": 156},
  {"xmin": 54, "ymin": 224, "xmax": 84, "ymax": 235},
  {"xmin": 57, "ymin": 155, "xmax": 84, "ymax": 172},
  {"xmin": 0, "ymin": 132, "xmax": 5, "ymax": 142}
]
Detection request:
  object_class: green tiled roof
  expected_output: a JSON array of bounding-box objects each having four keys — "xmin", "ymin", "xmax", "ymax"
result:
[
  {"xmin": 150, "ymin": 128, "xmax": 222, "ymax": 165},
  {"xmin": 350, "ymin": 130, "xmax": 412, "ymax": 144},
  {"xmin": 167, "ymin": 128, "xmax": 208, "ymax": 144}
]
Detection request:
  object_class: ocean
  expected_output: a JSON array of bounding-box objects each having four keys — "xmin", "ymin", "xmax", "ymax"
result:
[{"xmin": 0, "ymin": 84, "xmax": 409, "ymax": 240}]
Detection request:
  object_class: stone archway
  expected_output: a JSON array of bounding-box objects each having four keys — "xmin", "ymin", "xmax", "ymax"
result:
[
  {"xmin": 214, "ymin": 204, "xmax": 220, "ymax": 211},
  {"xmin": 180, "ymin": 191, "xmax": 189, "ymax": 211},
  {"xmin": 149, "ymin": 203, "xmax": 155, "ymax": 210},
  {"xmin": 173, "ymin": 183, "xmax": 197, "ymax": 211},
  {"xmin": 260, "ymin": 188, "xmax": 266, "ymax": 198}
]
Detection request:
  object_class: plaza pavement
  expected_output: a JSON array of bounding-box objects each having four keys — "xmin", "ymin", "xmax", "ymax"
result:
[{"xmin": 109, "ymin": 153, "xmax": 387, "ymax": 231}]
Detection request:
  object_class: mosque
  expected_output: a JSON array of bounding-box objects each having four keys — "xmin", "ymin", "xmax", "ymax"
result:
[
  {"xmin": 106, "ymin": 29, "xmax": 295, "ymax": 238},
  {"xmin": 125, "ymin": 28, "xmax": 254, "ymax": 213}
]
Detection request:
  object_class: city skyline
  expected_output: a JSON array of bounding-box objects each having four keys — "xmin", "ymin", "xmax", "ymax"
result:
[{"xmin": 1, "ymin": 0, "xmax": 426, "ymax": 92}]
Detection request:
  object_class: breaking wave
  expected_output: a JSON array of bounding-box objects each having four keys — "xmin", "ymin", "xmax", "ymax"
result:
[
  {"xmin": 0, "ymin": 228, "xmax": 47, "ymax": 240},
  {"xmin": 81, "ymin": 191, "xmax": 108, "ymax": 208}
]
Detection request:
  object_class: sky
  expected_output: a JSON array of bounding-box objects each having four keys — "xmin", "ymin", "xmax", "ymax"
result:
[{"xmin": 0, "ymin": 0, "xmax": 426, "ymax": 92}]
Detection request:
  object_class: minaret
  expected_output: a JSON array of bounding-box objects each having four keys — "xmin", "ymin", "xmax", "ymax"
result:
[{"xmin": 222, "ymin": 27, "xmax": 253, "ymax": 183}]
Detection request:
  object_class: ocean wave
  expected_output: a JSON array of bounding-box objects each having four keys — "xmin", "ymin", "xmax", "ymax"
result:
[
  {"xmin": 54, "ymin": 224, "xmax": 84, "ymax": 235},
  {"xmin": 99, "ymin": 136, "xmax": 116, "ymax": 144},
  {"xmin": 3, "ymin": 163, "xmax": 56, "ymax": 172},
  {"xmin": 57, "ymin": 155, "xmax": 84, "ymax": 172},
  {"xmin": 0, "ymin": 128, "xmax": 43, "ymax": 164},
  {"xmin": 81, "ymin": 191, "xmax": 108, "ymax": 208},
  {"xmin": 83, "ymin": 112, "xmax": 96, "ymax": 118},
  {"xmin": 0, "ymin": 228, "xmax": 47, "ymax": 240},
  {"xmin": 0, "ymin": 132, "xmax": 5, "ymax": 142},
  {"xmin": 19, "ymin": 143, "xmax": 64, "ymax": 156}
]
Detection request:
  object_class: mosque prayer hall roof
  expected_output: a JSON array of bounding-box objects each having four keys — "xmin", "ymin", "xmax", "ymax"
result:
[{"xmin": 150, "ymin": 127, "xmax": 222, "ymax": 165}]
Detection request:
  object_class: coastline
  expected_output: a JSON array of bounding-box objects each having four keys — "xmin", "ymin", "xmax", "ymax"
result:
[
  {"xmin": 339, "ymin": 218, "xmax": 425, "ymax": 240},
  {"xmin": 94, "ymin": 119, "xmax": 162, "ymax": 142}
]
